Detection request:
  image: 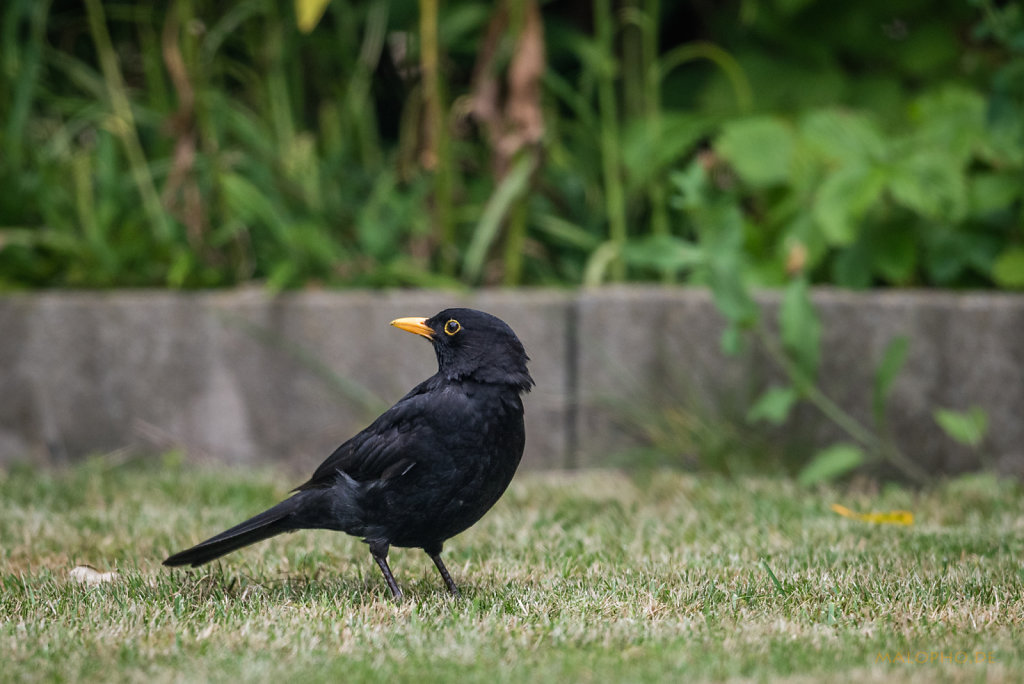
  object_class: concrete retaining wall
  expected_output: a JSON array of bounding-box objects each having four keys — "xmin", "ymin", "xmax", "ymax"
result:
[{"xmin": 2, "ymin": 287, "xmax": 1021, "ymax": 475}]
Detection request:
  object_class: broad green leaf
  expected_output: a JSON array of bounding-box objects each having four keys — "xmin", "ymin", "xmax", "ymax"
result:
[
  {"xmin": 780, "ymin": 276, "xmax": 821, "ymax": 379},
  {"xmin": 812, "ymin": 164, "xmax": 886, "ymax": 245},
  {"xmin": 887, "ymin": 150, "xmax": 967, "ymax": 221},
  {"xmin": 708, "ymin": 257, "xmax": 757, "ymax": 326},
  {"xmin": 799, "ymin": 109, "xmax": 885, "ymax": 163},
  {"xmin": 720, "ymin": 325, "xmax": 744, "ymax": 356},
  {"xmin": 934, "ymin": 407, "xmax": 989, "ymax": 448},
  {"xmin": 669, "ymin": 162, "xmax": 708, "ymax": 212},
  {"xmin": 968, "ymin": 172, "xmax": 1022, "ymax": 217},
  {"xmin": 872, "ymin": 337, "xmax": 909, "ymax": 424},
  {"xmin": 716, "ymin": 116, "xmax": 795, "ymax": 187},
  {"xmin": 992, "ymin": 247, "xmax": 1024, "ymax": 289},
  {"xmin": 621, "ymin": 235, "xmax": 704, "ymax": 274},
  {"xmin": 709, "ymin": 266, "xmax": 756, "ymax": 325},
  {"xmin": 623, "ymin": 114, "xmax": 714, "ymax": 191},
  {"xmin": 980, "ymin": 87, "xmax": 1024, "ymax": 166},
  {"xmin": 695, "ymin": 200, "xmax": 746, "ymax": 252},
  {"xmin": 747, "ymin": 385, "xmax": 799, "ymax": 425},
  {"xmin": 695, "ymin": 199, "xmax": 758, "ymax": 326},
  {"xmin": 908, "ymin": 86, "xmax": 987, "ymax": 165},
  {"xmin": 798, "ymin": 443, "xmax": 865, "ymax": 485}
]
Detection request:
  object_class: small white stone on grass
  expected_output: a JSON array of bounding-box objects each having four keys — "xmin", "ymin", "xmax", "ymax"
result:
[{"xmin": 69, "ymin": 565, "xmax": 120, "ymax": 586}]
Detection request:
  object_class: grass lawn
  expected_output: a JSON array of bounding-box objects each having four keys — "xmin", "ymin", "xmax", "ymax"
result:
[{"xmin": 2, "ymin": 455, "xmax": 1022, "ymax": 683}]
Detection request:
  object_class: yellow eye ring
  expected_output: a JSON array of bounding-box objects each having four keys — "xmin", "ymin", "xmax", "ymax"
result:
[{"xmin": 444, "ymin": 319, "xmax": 461, "ymax": 336}]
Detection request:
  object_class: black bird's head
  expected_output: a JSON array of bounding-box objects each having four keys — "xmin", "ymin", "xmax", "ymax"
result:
[{"xmin": 391, "ymin": 308, "xmax": 533, "ymax": 392}]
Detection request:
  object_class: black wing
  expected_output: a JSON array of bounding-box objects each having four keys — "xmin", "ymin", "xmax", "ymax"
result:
[{"xmin": 293, "ymin": 379, "xmax": 438, "ymax": 491}]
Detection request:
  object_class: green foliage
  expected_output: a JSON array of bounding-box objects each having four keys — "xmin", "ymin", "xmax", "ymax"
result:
[
  {"xmin": 934, "ymin": 406, "xmax": 990, "ymax": 449},
  {"xmin": 779, "ymin": 277, "xmax": 821, "ymax": 380},
  {"xmin": 797, "ymin": 444, "xmax": 866, "ymax": 486},
  {"xmin": 716, "ymin": 117, "xmax": 794, "ymax": 187},
  {"xmin": 0, "ymin": 1, "xmax": 1020, "ymax": 290},
  {"xmin": 0, "ymin": 0, "xmax": 461, "ymax": 289},
  {"xmin": 708, "ymin": 88, "xmax": 1022, "ymax": 289},
  {"xmin": 872, "ymin": 336, "xmax": 909, "ymax": 425},
  {"xmin": 992, "ymin": 246, "xmax": 1024, "ymax": 288},
  {"xmin": 746, "ymin": 386, "xmax": 798, "ymax": 426},
  {"xmin": 652, "ymin": 151, "xmax": 992, "ymax": 483}
]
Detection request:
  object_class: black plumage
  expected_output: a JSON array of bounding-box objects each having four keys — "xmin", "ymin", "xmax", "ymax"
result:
[{"xmin": 163, "ymin": 308, "xmax": 533, "ymax": 599}]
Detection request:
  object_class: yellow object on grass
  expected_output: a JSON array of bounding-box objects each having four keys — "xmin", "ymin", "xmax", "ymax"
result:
[{"xmin": 831, "ymin": 504, "xmax": 914, "ymax": 525}]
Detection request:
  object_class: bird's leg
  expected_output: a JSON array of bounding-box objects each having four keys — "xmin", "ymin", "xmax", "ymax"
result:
[
  {"xmin": 427, "ymin": 549, "xmax": 461, "ymax": 597},
  {"xmin": 368, "ymin": 541, "xmax": 403, "ymax": 601}
]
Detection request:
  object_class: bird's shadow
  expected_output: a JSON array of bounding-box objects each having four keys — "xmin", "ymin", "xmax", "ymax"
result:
[
  {"xmin": 159, "ymin": 566, "xmax": 535, "ymax": 610},
  {"xmin": 163, "ymin": 569, "xmax": 390, "ymax": 604}
]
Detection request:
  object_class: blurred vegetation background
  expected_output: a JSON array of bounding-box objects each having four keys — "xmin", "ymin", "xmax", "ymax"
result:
[{"xmin": 1, "ymin": 0, "xmax": 1022, "ymax": 292}]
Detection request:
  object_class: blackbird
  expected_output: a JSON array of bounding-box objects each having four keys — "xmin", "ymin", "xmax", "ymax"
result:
[{"xmin": 163, "ymin": 308, "xmax": 533, "ymax": 599}]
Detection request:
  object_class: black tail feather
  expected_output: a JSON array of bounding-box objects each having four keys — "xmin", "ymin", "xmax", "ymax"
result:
[{"xmin": 164, "ymin": 496, "xmax": 302, "ymax": 568}]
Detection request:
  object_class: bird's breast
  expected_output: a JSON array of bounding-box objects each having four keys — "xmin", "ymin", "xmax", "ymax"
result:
[{"xmin": 430, "ymin": 385, "xmax": 522, "ymax": 441}]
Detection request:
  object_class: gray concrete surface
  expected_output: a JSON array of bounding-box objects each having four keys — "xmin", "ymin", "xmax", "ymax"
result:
[{"xmin": 1, "ymin": 287, "xmax": 1021, "ymax": 475}]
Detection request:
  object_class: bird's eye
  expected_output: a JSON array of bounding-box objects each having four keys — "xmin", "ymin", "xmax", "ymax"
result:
[{"xmin": 444, "ymin": 319, "xmax": 461, "ymax": 336}]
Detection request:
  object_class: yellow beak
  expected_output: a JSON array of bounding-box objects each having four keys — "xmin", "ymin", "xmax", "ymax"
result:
[{"xmin": 390, "ymin": 316, "xmax": 434, "ymax": 340}]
